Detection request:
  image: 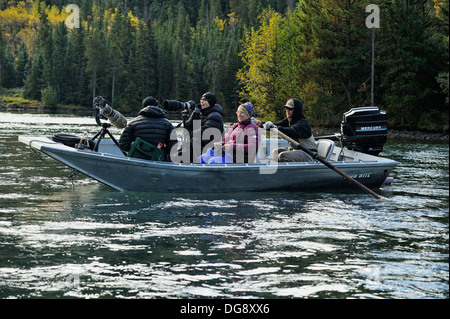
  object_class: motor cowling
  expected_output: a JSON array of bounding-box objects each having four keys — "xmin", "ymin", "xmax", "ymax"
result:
[{"xmin": 341, "ymin": 107, "xmax": 387, "ymax": 156}]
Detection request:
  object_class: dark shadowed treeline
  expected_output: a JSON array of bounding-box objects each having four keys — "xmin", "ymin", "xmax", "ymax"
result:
[{"xmin": 0, "ymin": 0, "xmax": 448, "ymax": 131}]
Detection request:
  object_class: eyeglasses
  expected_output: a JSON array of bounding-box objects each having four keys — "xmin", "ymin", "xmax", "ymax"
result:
[{"xmin": 285, "ymin": 107, "xmax": 294, "ymax": 111}]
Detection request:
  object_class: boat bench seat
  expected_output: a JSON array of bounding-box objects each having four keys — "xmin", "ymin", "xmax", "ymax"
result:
[{"xmin": 316, "ymin": 139, "xmax": 335, "ymax": 161}]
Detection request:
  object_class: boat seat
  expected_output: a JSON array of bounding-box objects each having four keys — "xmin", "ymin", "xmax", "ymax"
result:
[{"xmin": 316, "ymin": 139, "xmax": 335, "ymax": 161}]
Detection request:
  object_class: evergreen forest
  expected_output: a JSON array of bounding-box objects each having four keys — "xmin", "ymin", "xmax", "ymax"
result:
[{"xmin": 0, "ymin": 0, "xmax": 448, "ymax": 131}]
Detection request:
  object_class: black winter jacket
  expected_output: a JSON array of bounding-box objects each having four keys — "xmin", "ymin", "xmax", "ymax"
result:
[
  {"xmin": 275, "ymin": 101, "xmax": 312, "ymax": 140},
  {"xmin": 274, "ymin": 100, "xmax": 317, "ymax": 152},
  {"xmin": 185, "ymin": 104, "xmax": 224, "ymax": 149},
  {"xmin": 275, "ymin": 117, "xmax": 312, "ymax": 140},
  {"xmin": 119, "ymin": 106, "xmax": 176, "ymax": 156}
]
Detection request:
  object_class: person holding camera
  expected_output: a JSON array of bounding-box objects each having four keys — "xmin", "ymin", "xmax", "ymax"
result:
[
  {"xmin": 184, "ymin": 92, "xmax": 225, "ymax": 161},
  {"xmin": 263, "ymin": 98, "xmax": 317, "ymax": 162},
  {"xmin": 118, "ymin": 96, "xmax": 177, "ymax": 161}
]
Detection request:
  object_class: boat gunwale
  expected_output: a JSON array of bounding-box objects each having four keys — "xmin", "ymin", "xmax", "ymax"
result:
[{"xmin": 20, "ymin": 136, "xmax": 399, "ymax": 172}]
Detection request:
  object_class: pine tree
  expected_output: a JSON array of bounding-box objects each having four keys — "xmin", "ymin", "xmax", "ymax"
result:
[
  {"xmin": 52, "ymin": 22, "xmax": 68, "ymax": 101},
  {"xmin": 121, "ymin": 31, "xmax": 140, "ymax": 112},
  {"xmin": 16, "ymin": 42, "xmax": 29, "ymax": 87},
  {"xmin": 137, "ymin": 19, "xmax": 157, "ymax": 101},
  {"xmin": 107, "ymin": 9, "xmax": 126, "ymax": 107},
  {"xmin": 290, "ymin": 0, "xmax": 373, "ymax": 124},
  {"xmin": 39, "ymin": 10, "xmax": 54, "ymax": 89},
  {"xmin": 85, "ymin": 5, "xmax": 107, "ymax": 102},
  {"xmin": 0, "ymin": 26, "xmax": 4, "ymax": 88},
  {"xmin": 1, "ymin": 45, "xmax": 17, "ymax": 88},
  {"xmin": 41, "ymin": 84, "xmax": 58, "ymax": 109},
  {"xmin": 23, "ymin": 51, "xmax": 44, "ymax": 100},
  {"xmin": 68, "ymin": 25, "xmax": 89, "ymax": 106},
  {"xmin": 378, "ymin": 0, "xmax": 446, "ymax": 129},
  {"xmin": 154, "ymin": 4, "xmax": 175, "ymax": 101},
  {"xmin": 107, "ymin": 7, "xmax": 135, "ymax": 107},
  {"xmin": 187, "ymin": 20, "xmax": 208, "ymax": 100},
  {"xmin": 172, "ymin": 1, "xmax": 191, "ymax": 100}
]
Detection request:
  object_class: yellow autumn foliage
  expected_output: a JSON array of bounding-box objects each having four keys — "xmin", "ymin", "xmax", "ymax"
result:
[{"xmin": 0, "ymin": 5, "xmax": 38, "ymax": 35}]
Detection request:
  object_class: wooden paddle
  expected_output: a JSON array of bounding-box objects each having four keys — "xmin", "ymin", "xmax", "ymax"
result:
[{"xmin": 272, "ymin": 128, "xmax": 385, "ymax": 200}]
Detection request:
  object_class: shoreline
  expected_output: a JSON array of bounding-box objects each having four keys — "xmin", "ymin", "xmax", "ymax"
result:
[
  {"xmin": 312, "ymin": 128, "xmax": 449, "ymax": 143},
  {"xmin": 386, "ymin": 129, "xmax": 449, "ymax": 142},
  {"xmin": 1, "ymin": 105, "xmax": 448, "ymax": 143}
]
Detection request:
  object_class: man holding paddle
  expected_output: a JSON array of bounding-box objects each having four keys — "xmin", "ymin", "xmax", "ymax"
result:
[
  {"xmin": 263, "ymin": 98, "xmax": 317, "ymax": 162},
  {"xmin": 260, "ymin": 98, "xmax": 385, "ymax": 200}
]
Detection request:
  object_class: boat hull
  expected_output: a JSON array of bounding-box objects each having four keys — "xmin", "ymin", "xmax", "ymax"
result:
[{"xmin": 19, "ymin": 136, "xmax": 398, "ymax": 193}]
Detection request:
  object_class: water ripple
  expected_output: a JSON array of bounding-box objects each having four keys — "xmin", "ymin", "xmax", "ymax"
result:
[{"xmin": 0, "ymin": 113, "xmax": 448, "ymax": 299}]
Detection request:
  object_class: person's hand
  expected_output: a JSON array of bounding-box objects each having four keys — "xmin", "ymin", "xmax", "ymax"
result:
[
  {"xmin": 187, "ymin": 100, "xmax": 196, "ymax": 109},
  {"xmin": 251, "ymin": 117, "xmax": 262, "ymax": 127},
  {"xmin": 214, "ymin": 142, "xmax": 223, "ymax": 151},
  {"xmin": 263, "ymin": 121, "xmax": 276, "ymax": 130},
  {"xmin": 223, "ymin": 144, "xmax": 233, "ymax": 154}
]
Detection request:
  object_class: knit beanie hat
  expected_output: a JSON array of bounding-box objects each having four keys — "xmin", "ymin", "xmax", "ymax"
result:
[
  {"xmin": 238, "ymin": 102, "xmax": 254, "ymax": 118},
  {"xmin": 202, "ymin": 92, "xmax": 217, "ymax": 106},
  {"xmin": 142, "ymin": 96, "xmax": 160, "ymax": 108}
]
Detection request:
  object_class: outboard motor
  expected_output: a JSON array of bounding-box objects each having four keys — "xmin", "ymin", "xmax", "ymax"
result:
[{"xmin": 341, "ymin": 107, "xmax": 387, "ymax": 156}]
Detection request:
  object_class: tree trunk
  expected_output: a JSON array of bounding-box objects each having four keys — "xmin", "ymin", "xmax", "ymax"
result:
[
  {"xmin": 321, "ymin": 83, "xmax": 332, "ymax": 125},
  {"xmin": 92, "ymin": 64, "xmax": 97, "ymax": 101},
  {"xmin": 111, "ymin": 72, "xmax": 115, "ymax": 107}
]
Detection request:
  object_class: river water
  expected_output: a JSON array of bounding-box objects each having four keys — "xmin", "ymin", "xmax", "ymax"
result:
[{"xmin": 0, "ymin": 112, "xmax": 448, "ymax": 300}]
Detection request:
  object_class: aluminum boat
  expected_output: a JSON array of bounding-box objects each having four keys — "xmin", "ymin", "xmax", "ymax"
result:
[{"xmin": 19, "ymin": 135, "xmax": 398, "ymax": 193}]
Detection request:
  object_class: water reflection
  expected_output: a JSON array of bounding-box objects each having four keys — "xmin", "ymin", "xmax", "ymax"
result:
[{"xmin": 0, "ymin": 112, "xmax": 448, "ymax": 299}]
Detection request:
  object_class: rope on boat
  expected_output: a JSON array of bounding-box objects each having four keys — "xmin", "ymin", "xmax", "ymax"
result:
[{"xmin": 28, "ymin": 140, "xmax": 80, "ymax": 190}]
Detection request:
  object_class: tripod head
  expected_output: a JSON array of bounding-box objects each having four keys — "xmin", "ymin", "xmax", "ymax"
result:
[
  {"xmin": 93, "ymin": 96, "xmax": 128, "ymax": 129},
  {"xmin": 91, "ymin": 97, "xmax": 127, "ymax": 156},
  {"xmin": 94, "ymin": 106, "xmax": 111, "ymax": 127}
]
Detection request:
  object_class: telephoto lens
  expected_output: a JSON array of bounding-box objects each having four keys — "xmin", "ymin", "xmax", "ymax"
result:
[
  {"xmin": 163, "ymin": 100, "xmax": 196, "ymax": 112},
  {"xmin": 102, "ymin": 104, "xmax": 128, "ymax": 129}
]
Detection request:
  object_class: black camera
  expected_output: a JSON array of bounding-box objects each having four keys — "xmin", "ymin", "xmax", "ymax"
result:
[{"xmin": 164, "ymin": 100, "xmax": 196, "ymax": 112}]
